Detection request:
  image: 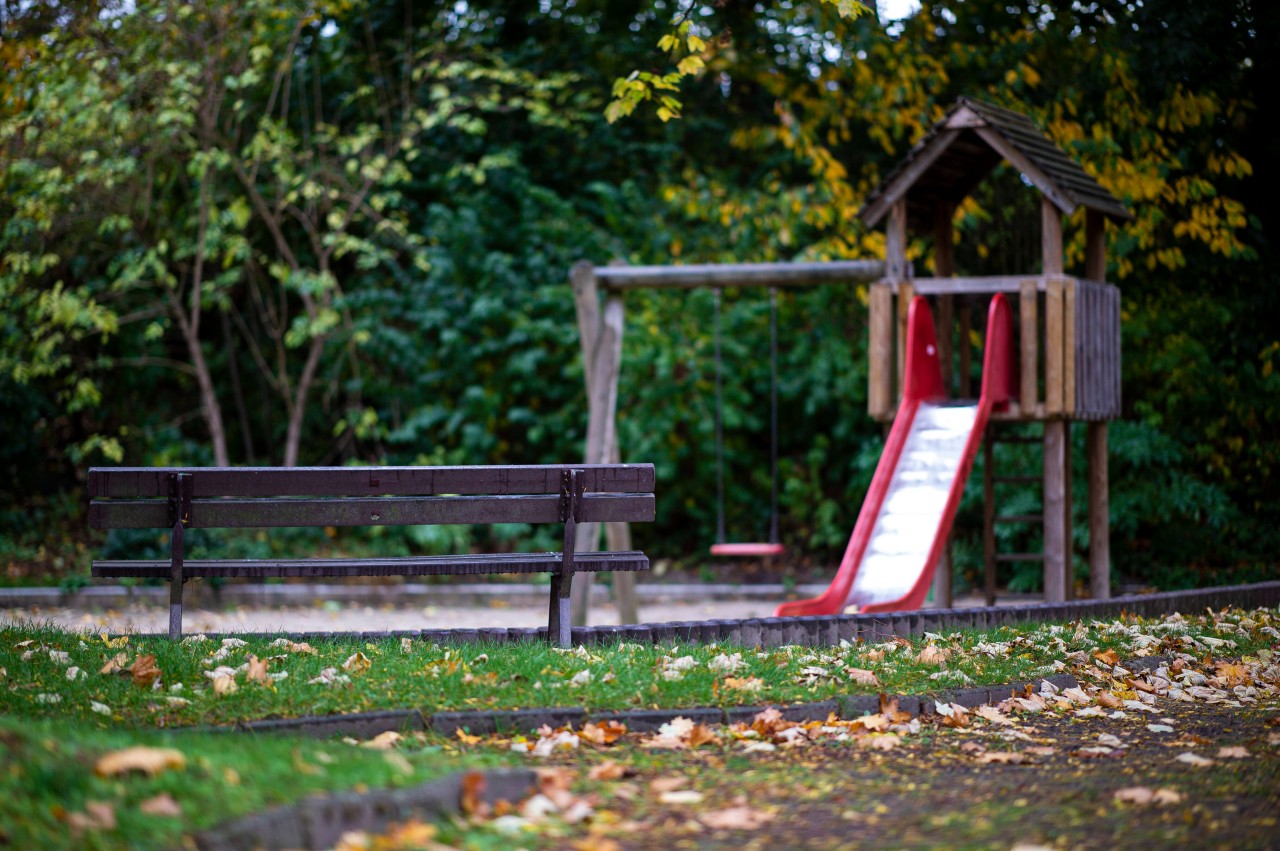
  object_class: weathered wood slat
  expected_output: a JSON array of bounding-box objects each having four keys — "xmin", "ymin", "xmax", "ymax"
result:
[
  {"xmin": 90, "ymin": 493, "xmax": 655, "ymax": 530},
  {"xmin": 87, "ymin": 464, "xmax": 655, "ymax": 499},
  {"xmin": 92, "ymin": 550, "xmax": 649, "ymax": 579},
  {"xmin": 868, "ymin": 283, "xmax": 893, "ymax": 419},
  {"xmin": 591, "ymin": 260, "xmax": 884, "ymax": 290}
]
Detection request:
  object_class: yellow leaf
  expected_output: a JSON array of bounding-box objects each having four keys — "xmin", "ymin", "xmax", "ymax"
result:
[
  {"xmin": 361, "ymin": 731, "xmax": 402, "ymax": 750},
  {"xmin": 95, "ymin": 747, "xmax": 186, "ymax": 778},
  {"xmin": 676, "ymin": 56, "xmax": 705, "ymax": 76},
  {"xmin": 342, "ymin": 652, "xmax": 371, "ymax": 675}
]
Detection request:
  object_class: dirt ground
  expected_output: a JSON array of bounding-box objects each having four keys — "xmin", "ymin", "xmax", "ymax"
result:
[{"xmin": 573, "ymin": 699, "xmax": 1280, "ymax": 850}]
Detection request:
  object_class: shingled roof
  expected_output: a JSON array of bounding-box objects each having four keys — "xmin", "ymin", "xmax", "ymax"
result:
[{"xmin": 859, "ymin": 97, "xmax": 1131, "ymax": 231}]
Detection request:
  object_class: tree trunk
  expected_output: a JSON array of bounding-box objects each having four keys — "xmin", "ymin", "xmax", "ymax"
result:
[{"xmin": 282, "ymin": 334, "xmax": 326, "ymax": 467}]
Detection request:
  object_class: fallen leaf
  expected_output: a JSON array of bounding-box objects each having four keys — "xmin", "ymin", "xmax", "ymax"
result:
[
  {"xmin": 1025, "ymin": 746, "xmax": 1057, "ymax": 757},
  {"xmin": 916, "ymin": 645, "xmax": 951, "ymax": 665},
  {"xmin": 649, "ymin": 776, "xmax": 689, "ymax": 794},
  {"xmin": 1217, "ymin": 746, "xmax": 1250, "ymax": 759},
  {"xmin": 95, "ymin": 746, "xmax": 186, "ymax": 778},
  {"xmin": 138, "ymin": 793, "xmax": 182, "ymax": 817},
  {"xmin": 700, "ymin": 804, "xmax": 775, "ymax": 830},
  {"xmin": 245, "ymin": 655, "xmax": 271, "ymax": 685},
  {"xmin": 342, "ymin": 652, "xmax": 372, "ymax": 675},
  {"xmin": 855, "ymin": 713, "xmax": 890, "ymax": 732},
  {"xmin": 579, "ymin": 720, "xmax": 627, "ymax": 745},
  {"xmin": 1175, "ymin": 752, "xmax": 1214, "ymax": 767},
  {"xmin": 460, "ymin": 771, "xmax": 489, "ymax": 819},
  {"xmin": 1095, "ymin": 691, "xmax": 1122, "ymax": 709},
  {"xmin": 362, "ymin": 731, "xmax": 402, "ymax": 750},
  {"xmin": 973, "ymin": 705, "xmax": 1013, "ymax": 726},
  {"xmin": 455, "ymin": 729, "xmax": 482, "ymax": 746},
  {"xmin": 588, "ymin": 761, "xmax": 628, "ymax": 781},
  {"xmin": 723, "ymin": 676, "xmax": 765, "ymax": 692},
  {"xmin": 846, "ymin": 667, "xmax": 881, "ymax": 686},
  {"xmin": 687, "ymin": 723, "xmax": 721, "ymax": 748},
  {"xmin": 90, "ymin": 701, "xmax": 111, "ymax": 716},
  {"xmin": 130, "ymin": 654, "xmax": 161, "ymax": 688},
  {"xmin": 213, "ymin": 676, "xmax": 238, "ymax": 695},
  {"xmin": 659, "ymin": 790, "xmax": 704, "ymax": 805},
  {"xmin": 860, "ymin": 733, "xmax": 899, "ymax": 751},
  {"xmin": 1114, "ymin": 787, "xmax": 1183, "ymax": 805},
  {"xmin": 1147, "ymin": 724, "xmax": 1175, "ymax": 733},
  {"xmin": 1094, "ymin": 649, "xmax": 1120, "ymax": 667},
  {"xmin": 66, "ymin": 801, "xmax": 116, "ymax": 834},
  {"xmin": 975, "ymin": 751, "xmax": 1027, "ymax": 764},
  {"xmin": 99, "ymin": 652, "xmax": 128, "ymax": 676}
]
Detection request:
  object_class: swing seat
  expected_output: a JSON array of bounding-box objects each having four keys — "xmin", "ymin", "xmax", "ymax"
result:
[{"xmin": 710, "ymin": 542, "xmax": 785, "ymax": 557}]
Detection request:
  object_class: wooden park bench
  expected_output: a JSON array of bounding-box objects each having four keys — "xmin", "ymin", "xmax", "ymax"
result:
[{"xmin": 88, "ymin": 464, "xmax": 654, "ymax": 646}]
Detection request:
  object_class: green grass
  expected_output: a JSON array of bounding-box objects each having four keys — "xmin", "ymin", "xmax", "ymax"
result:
[
  {"xmin": 2, "ymin": 609, "xmax": 1275, "ymax": 728},
  {"xmin": 0, "ymin": 715, "xmax": 510, "ymax": 850},
  {"xmin": 1, "ymin": 607, "xmax": 1275, "ymax": 849}
]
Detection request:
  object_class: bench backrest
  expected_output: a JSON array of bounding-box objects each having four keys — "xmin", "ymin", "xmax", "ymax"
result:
[{"xmin": 88, "ymin": 465, "xmax": 655, "ymax": 530}]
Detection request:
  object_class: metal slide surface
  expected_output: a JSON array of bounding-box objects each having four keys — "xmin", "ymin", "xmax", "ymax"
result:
[
  {"xmin": 847, "ymin": 401, "xmax": 978, "ymax": 608},
  {"xmin": 775, "ymin": 293, "xmax": 1013, "ymax": 616}
]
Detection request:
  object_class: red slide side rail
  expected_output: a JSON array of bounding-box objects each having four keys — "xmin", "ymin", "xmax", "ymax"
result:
[{"xmin": 775, "ymin": 294, "xmax": 1012, "ymax": 617}]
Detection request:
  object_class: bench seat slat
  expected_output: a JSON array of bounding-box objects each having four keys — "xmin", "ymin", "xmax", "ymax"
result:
[
  {"xmin": 88, "ymin": 464, "xmax": 655, "ymax": 498},
  {"xmin": 92, "ymin": 550, "xmax": 648, "ymax": 579},
  {"xmin": 89, "ymin": 493, "xmax": 655, "ymax": 530}
]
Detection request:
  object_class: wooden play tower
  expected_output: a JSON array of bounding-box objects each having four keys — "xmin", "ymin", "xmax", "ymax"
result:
[{"xmin": 859, "ymin": 97, "xmax": 1129, "ymax": 605}]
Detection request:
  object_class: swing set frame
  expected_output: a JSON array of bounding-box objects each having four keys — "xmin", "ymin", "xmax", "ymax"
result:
[{"xmin": 569, "ymin": 260, "xmax": 884, "ymax": 625}]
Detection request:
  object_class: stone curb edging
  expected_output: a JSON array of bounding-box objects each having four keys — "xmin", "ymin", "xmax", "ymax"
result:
[
  {"xmin": 201, "ymin": 671, "xmax": 1080, "ymax": 850},
  {"xmin": 229, "ymin": 672, "xmax": 1081, "ymax": 741},
  {"xmin": 130, "ymin": 580, "xmax": 1280, "ymax": 649},
  {"xmin": 194, "ymin": 769, "xmax": 536, "ymax": 851}
]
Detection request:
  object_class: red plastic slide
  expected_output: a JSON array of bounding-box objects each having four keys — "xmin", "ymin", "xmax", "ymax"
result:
[{"xmin": 776, "ymin": 294, "xmax": 1014, "ymax": 616}]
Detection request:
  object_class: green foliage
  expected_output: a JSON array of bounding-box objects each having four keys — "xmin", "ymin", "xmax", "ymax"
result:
[{"xmin": 1, "ymin": 0, "xmax": 1276, "ymax": 590}]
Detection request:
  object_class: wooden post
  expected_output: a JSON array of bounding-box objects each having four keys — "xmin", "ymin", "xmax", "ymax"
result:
[
  {"xmin": 1085, "ymin": 209, "xmax": 1111, "ymax": 599},
  {"xmin": 1064, "ymin": 422, "xmax": 1073, "ymax": 600},
  {"xmin": 1044, "ymin": 278, "xmax": 1064, "ymax": 416},
  {"xmin": 1043, "ymin": 420, "xmax": 1067, "ymax": 603},
  {"xmin": 1087, "ymin": 422, "xmax": 1110, "ymax": 599},
  {"xmin": 887, "ymin": 199, "xmax": 910, "ymax": 401},
  {"xmin": 934, "ymin": 202, "xmax": 956, "ymax": 395},
  {"xmin": 1041, "ymin": 199, "xmax": 1068, "ymax": 603},
  {"xmin": 1064, "ymin": 278, "xmax": 1077, "ymax": 417},
  {"xmin": 570, "ymin": 268, "xmax": 628, "ymax": 626},
  {"xmin": 1019, "ymin": 279, "xmax": 1038, "ymax": 414},
  {"xmin": 983, "ymin": 433, "xmax": 996, "ymax": 606},
  {"xmin": 886, "ymin": 198, "xmax": 908, "ymax": 281},
  {"xmin": 896, "ymin": 280, "xmax": 915, "ymax": 406},
  {"xmin": 868, "ymin": 283, "xmax": 893, "ymax": 420}
]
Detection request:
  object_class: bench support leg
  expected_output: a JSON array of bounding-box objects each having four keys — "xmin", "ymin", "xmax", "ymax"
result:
[
  {"xmin": 550, "ymin": 469, "xmax": 583, "ymax": 647},
  {"xmin": 168, "ymin": 472, "xmax": 191, "ymax": 641},
  {"xmin": 548, "ymin": 575, "xmax": 572, "ymax": 649}
]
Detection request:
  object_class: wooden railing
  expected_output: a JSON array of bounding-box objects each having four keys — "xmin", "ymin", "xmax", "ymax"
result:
[{"xmin": 868, "ymin": 274, "xmax": 1121, "ymax": 422}]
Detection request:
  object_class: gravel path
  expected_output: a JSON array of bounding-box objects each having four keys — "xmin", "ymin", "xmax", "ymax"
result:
[{"xmin": 0, "ymin": 597, "xmax": 787, "ymax": 635}]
